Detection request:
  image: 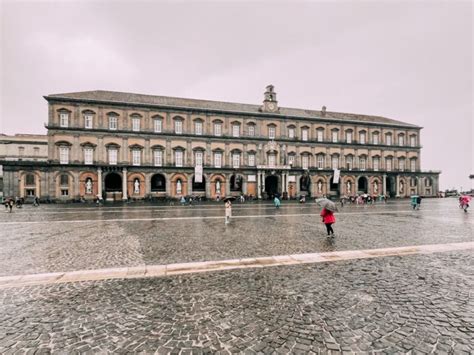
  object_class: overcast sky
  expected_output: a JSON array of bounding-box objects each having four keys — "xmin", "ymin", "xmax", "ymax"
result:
[{"xmin": 1, "ymin": 0, "xmax": 472, "ymax": 191}]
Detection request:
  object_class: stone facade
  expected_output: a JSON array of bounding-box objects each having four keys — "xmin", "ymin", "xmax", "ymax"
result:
[
  {"xmin": 0, "ymin": 134, "xmax": 48, "ymax": 198},
  {"xmin": 1, "ymin": 87, "xmax": 440, "ymax": 201}
]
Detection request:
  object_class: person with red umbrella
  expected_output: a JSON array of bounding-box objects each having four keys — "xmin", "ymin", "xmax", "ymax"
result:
[
  {"xmin": 316, "ymin": 198, "xmax": 337, "ymax": 237},
  {"xmin": 460, "ymin": 195, "xmax": 471, "ymax": 213}
]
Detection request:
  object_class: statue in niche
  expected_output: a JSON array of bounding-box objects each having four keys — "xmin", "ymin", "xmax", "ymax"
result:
[
  {"xmin": 85, "ymin": 178, "xmax": 93, "ymax": 194},
  {"xmin": 134, "ymin": 178, "xmax": 140, "ymax": 194},
  {"xmin": 318, "ymin": 181, "xmax": 323, "ymax": 193},
  {"xmin": 216, "ymin": 180, "xmax": 221, "ymax": 194},
  {"xmin": 374, "ymin": 181, "xmax": 378, "ymax": 193},
  {"xmin": 399, "ymin": 180, "xmax": 404, "ymax": 194},
  {"xmin": 176, "ymin": 179, "xmax": 182, "ymax": 194},
  {"xmin": 347, "ymin": 181, "xmax": 351, "ymax": 194}
]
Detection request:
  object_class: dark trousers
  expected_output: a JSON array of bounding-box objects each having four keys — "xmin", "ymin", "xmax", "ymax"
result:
[{"xmin": 325, "ymin": 223, "xmax": 334, "ymax": 235}]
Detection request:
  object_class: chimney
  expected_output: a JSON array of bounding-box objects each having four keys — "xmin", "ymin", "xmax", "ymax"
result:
[{"xmin": 322, "ymin": 106, "xmax": 327, "ymax": 116}]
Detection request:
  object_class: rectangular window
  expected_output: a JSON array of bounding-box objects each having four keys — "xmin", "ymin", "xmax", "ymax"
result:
[
  {"xmin": 410, "ymin": 136, "xmax": 416, "ymax": 147},
  {"xmin": 108, "ymin": 149, "xmax": 117, "ymax": 165},
  {"xmin": 302, "ymin": 129, "xmax": 308, "ymax": 141},
  {"xmin": 359, "ymin": 157, "xmax": 366, "ymax": 170},
  {"xmin": 33, "ymin": 147, "xmax": 39, "ymax": 156},
  {"xmin": 84, "ymin": 115, "xmax": 93, "ymax": 129},
  {"xmin": 410, "ymin": 159, "xmax": 416, "ymax": 172},
  {"xmin": 373, "ymin": 157, "xmax": 380, "ymax": 171},
  {"xmin": 373, "ymin": 134, "xmax": 379, "ymax": 144},
  {"xmin": 302, "ymin": 155, "xmax": 309, "ymax": 169},
  {"xmin": 399, "ymin": 159, "xmax": 405, "ymax": 171},
  {"xmin": 386, "ymin": 134, "xmax": 392, "ymax": 145},
  {"xmin": 232, "ymin": 153, "xmax": 240, "ymax": 168},
  {"xmin": 132, "ymin": 118, "xmax": 140, "ymax": 132},
  {"xmin": 175, "ymin": 151, "xmax": 183, "ymax": 167},
  {"xmin": 195, "ymin": 121, "xmax": 203, "ymax": 135},
  {"xmin": 288, "ymin": 155, "xmax": 295, "ymax": 166},
  {"xmin": 317, "ymin": 130, "xmax": 323, "ymax": 142},
  {"xmin": 132, "ymin": 150, "xmax": 141, "ymax": 166},
  {"xmin": 214, "ymin": 123, "xmax": 222, "ymax": 136},
  {"xmin": 84, "ymin": 148, "xmax": 93, "ymax": 165},
  {"xmin": 59, "ymin": 147, "xmax": 69, "ymax": 164},
  {"xmin": 288, "ymin": 128, "xmax": 295, "ymax": 139},
  {"xmin": 332, "ymin": 156, "xmax": 339, "ymax": 170},
  {"xmin": 60, "ymin": 113, "xmax": 69, "ymax": 127},
  {"xmin": 317, "ymin": 155, "xmax": 324, "ymax": 169},
  {"xmin": 61, "ymin": 189, "xmax": 69, "ymax": 196},
  {"xmin": 346, "ymin": 132, "xmax": 352, "ymax": 143},
  {"xmin": 154, "ymin": 119, "xmax": 162, "ymax": 133},
  {"xmin": 109, "ymin": 116, "xmax": 118, "ymax": 130},
  {"xmin": 346, "ymin": 156, "xmax": 353, "ymax": 170},
  {"xmin": 18, "ymin": 147, "xmax": 25, "ymax": 156},
  {"xmin": 268, "ymin": 154, "xmax": 276, "ymax": 168},
  {"xmin": 154, "ymin": 150, "xmax": 163, "ymax": 167},
  {"xmin": 248, "ymin": 125, "xmax": 255, "ymax": 137},
  {"xmin": 399, "ymin": 135, "xmax": 405, "ymax": 146},
  {"xmin": 26, "ymin": 189, "xmax": 35, "ymax": 196},
  {"xmin": 386, "ymin": 158, "xmax": 392, "ymax": 171},
  {"xmin": 214, "ymin": 152, "xmax": 222, "ymax": 168},
  {"xmin": 359, "ymin": 132, "xmax": 366, "ymax": 144},
  {"xmin": 268, "ymin": 126, "xmax": 276, "ymax": 139},
  {"xmin": 332, "ymin": 131, "xmax": 338, "ymax": 143},
  {"xmin": 232, "ymin": 125, "xmax": 240, "ymax": 138},
  {"xmin": 248, "ymin": 154, "xmax": 255, "ymax": 167},
  {"xmin": 175, "ymin": 120, "xmax": 182, "ymax": 134},
  {"xmin": 195, "ymin": 151, "xmax": 203, "ymax": 166}
]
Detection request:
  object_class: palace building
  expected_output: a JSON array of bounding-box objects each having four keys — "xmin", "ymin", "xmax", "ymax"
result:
[{"xmin": 1, "ymin": 86, "xmax": 440, "ymax": 201}]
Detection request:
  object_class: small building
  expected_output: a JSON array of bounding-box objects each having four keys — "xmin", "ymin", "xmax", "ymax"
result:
[{"xmin": 0, "ymin": 134, "xmax": 48, "ymax": 198}]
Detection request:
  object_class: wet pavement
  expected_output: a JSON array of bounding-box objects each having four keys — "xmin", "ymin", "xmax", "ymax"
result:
[{"xmin": 0, "ymin": 198, "xmax": 473, "ymax": 354}]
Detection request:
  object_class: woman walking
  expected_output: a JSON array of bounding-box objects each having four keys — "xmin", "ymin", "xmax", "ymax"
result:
[
  {"xmin": 225, "ymin": 199, "xmax": 232, "ymax": 224},
  {"xmin": 320, "ymin": 207, "xmax": 336, "ymax": 237}
]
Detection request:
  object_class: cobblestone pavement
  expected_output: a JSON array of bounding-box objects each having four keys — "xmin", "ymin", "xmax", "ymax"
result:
[
  {"xmin": 0, "ymin": 250, "xmax": 472, "ymax": 354},
  {"xmin": 0, "ymin": 199, "xmax": 471, "ymax": 276}
]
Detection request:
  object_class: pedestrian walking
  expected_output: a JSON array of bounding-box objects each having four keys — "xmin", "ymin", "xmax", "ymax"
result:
[
  {"xmin": 416, "ymin": 196, "xmax": 422, "ymax": 210},
  {"xmin": 8, "ymin": 199, "xmax": 14, "ymax": 213},
  {"xmin": 320, "ymin": 207, "xmax": 336, "ymax": 237},
  {"xmin": 274, "ymin": 196, "xmax": 281, "ymax": 209},
  {"xmin": 225, "ymin": 199, "xmax": 232, "ymax": 224},
  {"xmin": 33, "ymin": 196, "xmax": 40, "ymax": 207},
  {"xmin": 460, "ymin": 195, "xmax": 470, "ymax": 213},
  {"xmin": 411, "ymin": 195, "xmax": 418, "ymax": 210}
]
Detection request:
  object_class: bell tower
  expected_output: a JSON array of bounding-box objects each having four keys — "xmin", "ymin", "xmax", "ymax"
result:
[{"xmin": 260, "ymin": 85, "xmax": 279, "ymax": 113}]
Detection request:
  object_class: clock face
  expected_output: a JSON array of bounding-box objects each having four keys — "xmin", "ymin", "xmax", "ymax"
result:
[{"xmin": 267, "ymin": 103, "xmax": 276, "ymax": 111}]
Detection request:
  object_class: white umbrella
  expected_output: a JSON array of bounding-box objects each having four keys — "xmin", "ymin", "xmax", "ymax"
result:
[{"xmin": 315, "ymin": 198, "xmax": 338, "ymax": 212}]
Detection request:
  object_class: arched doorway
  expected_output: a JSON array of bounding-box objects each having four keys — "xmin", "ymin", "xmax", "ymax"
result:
[
  {"xmin": 386, "ymin": 177, "xmax": 395, "ymax": 197},
  {"xmin": 105, "ymin": 172, "xmax": 122, "ymax": 192},
  {"xmin": 358, "ymin": 176, "xmax": 368, "ymax": 193},
  {"xmin": 151, "ymin": 174, "xmax": 166, "ymax": 192},
  {"xmin": 192, "ymin": 176, "xmax": 206, "ymax": 192},
  {"xmin": 265, "ymin": 175, "xmax": 279, "ymax": 198}
]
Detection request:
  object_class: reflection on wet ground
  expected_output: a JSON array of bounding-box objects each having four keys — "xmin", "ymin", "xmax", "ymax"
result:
[{"xmin": 0, "ymin": 199, "xmax": 471, "ymax": 276}]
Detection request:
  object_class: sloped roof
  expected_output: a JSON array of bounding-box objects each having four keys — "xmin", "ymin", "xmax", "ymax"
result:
[{"xmin": 45, "ymin": 90, "xmax": 419, "ymax": 128}]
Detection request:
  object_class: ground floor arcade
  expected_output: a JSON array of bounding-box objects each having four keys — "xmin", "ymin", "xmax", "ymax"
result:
[{"xmin": 1, "ymin": 163, "xmax": 440, "ymax": 201}]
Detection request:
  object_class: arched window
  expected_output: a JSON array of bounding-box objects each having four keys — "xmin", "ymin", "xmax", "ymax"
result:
[
  {"xmin": 25, "ymin": 173, "xmax": 35, "ymax": 186},
  {"xmin": 60, "ymin": 174, "xmax": 69, "ymax": 186}
]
